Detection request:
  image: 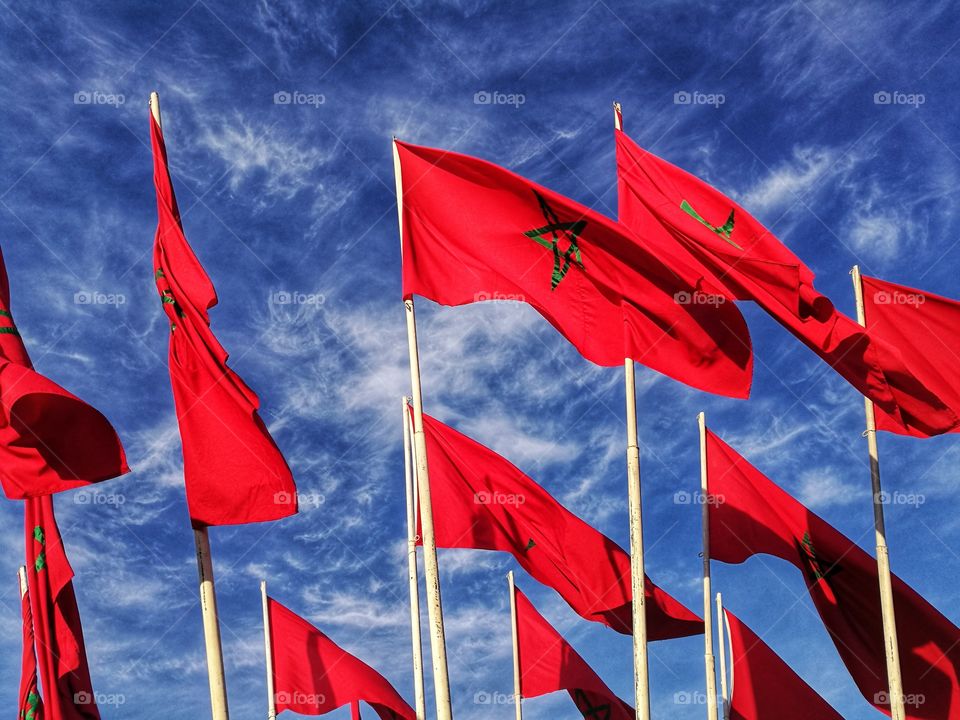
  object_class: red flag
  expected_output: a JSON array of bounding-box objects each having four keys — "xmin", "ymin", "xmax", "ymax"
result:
[
  {"xmin": 150, "ymin": 112, "xmax": 297, "ymax": 526},
  {"xmin": 706, "ymin": 428, "xmax": 960, "ymax": 718},
  {"xmin": 419, "ymin": 411, "xmax": 702, "ymax": 640},
  {"xmin": 724, "ymin": 609, "xmax": 842, "ymax": 720},
  {"xmin": 25, "ymin": 496, "xmax": 100, "ymax": 720},
  {"xmin": 397, "ymin": 139, "xmax": 753, "ymax": 399},
  {"xmin": 19, "ymin": 568, "xmax": 44, "ymax": 720},
  {"xmin": 0, "ymin": 246, "xmax": 127, "ymax": 498},
  {"xmin": 515, "ymin": 585, "xmax": 633, "ymax": 719},
  {"xmin": 860, "ymin": 275, "xmax": 960, "ymax": 437},
  {"xmin": 267, "ymin": 597, "xmax": 416, "ymax": 720},
  {"xmin": 614, "ymin": 128, "xmax": 958, "ymax": 436}
]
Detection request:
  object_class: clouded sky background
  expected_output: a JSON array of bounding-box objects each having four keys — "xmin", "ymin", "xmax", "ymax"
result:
[{"xmin": 1, "ymin": 1, "xmax": 959, "ymax": 718}]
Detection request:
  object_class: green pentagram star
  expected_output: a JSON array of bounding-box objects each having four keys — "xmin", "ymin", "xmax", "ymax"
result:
[
  {"xmin": 680, "ymin": 199, "xmax": 741, "ymax": 250},
  {"xmin": 573, "ymin": 690, "xmax": 611, "ymax": 720},
  {"xmin": 797, "ymin": 532, "xmax": 841, "ymax": 583},
  {"xmin": 524, "ymin": 191, "xmax": 586, "ymax": 290}
]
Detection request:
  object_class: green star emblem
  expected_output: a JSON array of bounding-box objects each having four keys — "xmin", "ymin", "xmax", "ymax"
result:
[
  {"xmin": 797, "ymin": 532, "xmax": 841, "ymax": 583},
  {"xmin": 524, "ymin": 191, "xmax": 586, "ymax": 290},
  {"xmin": 573, "ymin": 690, "xmax": 611, "ymax": 720},
  {"xmin": 680, "ymin": 199, "xmax": 741, "ymax": 250}
]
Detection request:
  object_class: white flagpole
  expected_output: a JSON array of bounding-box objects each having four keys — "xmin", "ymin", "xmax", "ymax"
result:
[
  {"xmin": 699, "ymin": 412, "xmax": 719, "ymax": 720},
  {"xmin": 404, "ymin": 397, "xmax": 427, "ymax": 720},
  {"xmin": 508, "ymin": 571, "xmax": 522, "ymax": 720},
  {"xmin": 18, "ymin": 565, "xmax": 27, "ymax": 601},
  {"xmin": 152, "ymin": 90, "xmax": 230, "ymax": 720},
  {"xmin": 715, "ymin": 593, "xmax": 729, "ymax": 720},
  {"xmin": 261, "ymin": 581, "xmax": 277, "ymax": 720},
  {"xmin": 851, "ymin": 265, "xmax": 906, "ymax": 720},
  {"xmin": 394, "ymin": 138, "xmax": 454, "ymax": 720},
  {"xmin": 614, "ymin": 102, "xmax": 652, "ymax": 720}
]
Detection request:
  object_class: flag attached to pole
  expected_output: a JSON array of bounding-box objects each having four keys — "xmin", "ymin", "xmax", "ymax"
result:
[
  {"xmin": 419, "ymin": 410, "xmax": 702, "ymax": 640},
  {"xmin": 150, "ymin": 112, "xmax": 297, "ymax": 527},
  {"xmin": 0, "ymin": 246, "xmax": 128, "ymax": 499},
  {"xmin": 25, "ymin": 496, "xmax": 100, "ymax": 720},
  {"xmin": 396, "ymin": 139, "xmax": 753, "ymax": 399},
  {"xmin": 705, "ymin": 427, "xmax": 960, "ymax": 718},
  {"xmin": 266, "ymin": 597, "xmax": 416, "ymax": 719},
  {"xmin": 614, "ymin": 128, "xmax": 958, "ymax": 436},
  {"xmin": 18, "ymin": 566, "xmax": 43, "ymax": 720},
  {"xmin": 724, "ymin": 609, "xmax": 842, "ymax": 720},
  {"xmin": 514, "ymin": 584, "xmax": 634, "ymax": 719}
]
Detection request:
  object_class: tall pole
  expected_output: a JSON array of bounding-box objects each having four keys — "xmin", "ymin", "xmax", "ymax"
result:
[
  {"xmin": 699, "ymin": 412, "xmax": 719, "ymax": 720},
  {"xmin": 851, "ymin": 265, "xmax": 906, "ymax": 720},
  {"xmin": 615, "ymin": 103, "xmax": 651, "ymax": 720},
  {"xmin": 152, "ymin": 90, "xmax": 230, "ymax": 720},
  {"xmin": 394, "ymin": 139, "xmax": 454, "ymax": 720},
  {"xmin": 404, "ymin": 397, "xmax": 427, "ymax": 720},
  {"xmin": 508, "ymin": 571, "xmax": 523, "ymax": 720},
  {"xmin": 261, "ymin": 581, "xmax": 277, "ymax": 720},
  {"xmin": 18, "ymin": 565, "xmax": 27, "ymax": 601},
  {"xmin": 715, "ymin": 593, "xmax": 729, "ymax": 720}
]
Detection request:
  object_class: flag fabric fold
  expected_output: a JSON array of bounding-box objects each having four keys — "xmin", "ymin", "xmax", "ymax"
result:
[
  {"xmin": 397, "ymin": 139, "xmax": 753, "ymax": 399},
  {"xmin": 267, "ymin": 597, "xmax": 416, "ymax": 720},
  {"xmin": 515, "ymin": 585, "xmax": 634, "ymax": 720},
  {"xmin": 419, "ymin": 410, "xmax": 703, "ymax": 640},
  {"xmin": 706, "ymin": 427, "xmax": 960, "ymax": 718},
  {"xmin": 0, "ymin": 247, "xmax": 128, "ymax": 499},
  {"xmin": 19, "ymin": 568, "xmax": 44, "ymax": 720},
  {"xmin": 150, "ymin": 112, "xmax": 297, "ymax": 527},
  {"xmin": 724, "ymin": 608, "xmax": 842, "ymax": 720},
  {"xmin": 25, "ymin": 496, "xmax": 99, "ymax": 720},
  {"xmin": 614, "ymin": 129, "xmax": 958, "ymax": 436}
]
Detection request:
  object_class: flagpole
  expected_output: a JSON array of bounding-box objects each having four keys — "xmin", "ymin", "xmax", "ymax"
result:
[
  {"xmin": 394, "ymin": 138, "xmax": 454, "ymax": 720},
  {"xmin": 614, "ymin": 103, "xmax": 652, "ymax": 720},
  {"xmin": 152, "ymin": 90, "xmax": 230, "ymax": 720},
  {"xmin": 404, "ymin": 396, "xmax": 427, "ymax": 720},
  {"xmin": 851, "ymin": 265, "xmax": 906, "ymax": 720},
  {"xmin": 261, "ymin": 581, "xmax": 277, "ymax": 720},
  {"xmin": 508, "ymin": 571, "xmax": 522, "ymax": 720},
  {"xmin": 18, "ymin": 565, "xmax": 27, "ymax": 600},
  {"xmin": 715, "ymin": 593, "xmax": 729, "ymax": 720},
  {"xmin": 699, "ymin": 412, "xmax": 719, "ymax": 720}
]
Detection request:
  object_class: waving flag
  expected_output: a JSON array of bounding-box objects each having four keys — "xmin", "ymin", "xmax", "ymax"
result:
[
  {"xmin": 515, "ymin": 585, "xmax": 633, "ymax": 719},
  {"xmin": 419, "ymin": 411, "xmax": 702, "ymax": 639},
  {"xmin": 396, "ymin": 139, "xmax": 753, "ymax": 399},
  {"xmin": 18, "ymin": 567, "xmax": 43, "ymax": 720},
  {"xmin": 150, "ymin": 112, "xmax": 296, "ymax": 526},
  {"xmin": 267, "ymin": 597, "xmax": 416, "ymax": 720},
  {"xmin": 724, "ymin": 609, "xmax": 842, "ymax": 720},
  {"xmin": 860, "ymin": 274, "xmax": 960, "ymax": 437},
  {"xmin": 706, "ymin": 427, "xmax": 960, "ymax": 718},
  {"xmin": 25, "ymin": 496, "xmax": 99, "ymax": 720},
  {"xmin": 614, "ymin": 127, "xmax": 957, "ymax": 436},
  {"xmin": 0, "ymin": 247, "xmax": 127, "ymax": 499}
]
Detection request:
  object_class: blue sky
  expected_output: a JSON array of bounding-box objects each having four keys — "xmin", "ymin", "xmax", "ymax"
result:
[{"xmin": 1, "ymin": 1, "xmax": 959, "ymax": 718}]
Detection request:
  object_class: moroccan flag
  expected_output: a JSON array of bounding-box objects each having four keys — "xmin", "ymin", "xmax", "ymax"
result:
[
  {"xmin": 515, "ymin": 585, "xmax": 634, "ymax": 719},
  {"xmin": 150, "ymin": 112, "xmax": 297, "ymax": 526},
  {"xmin": 419, "ymin": 411, "xmax": 702, "ymax": 640},
  {"xmin": 706, "ymin": 428, "xmax": 960, "ymax": 718},
  {"xmin": 267, "ymin": 597, "xmax": 416, "ymax": 720},
  {"xmin": 860, "ymin": 274, "xmax": 960, "ymax": 437},
  {"xmin": 25, "ymin": 496, "xmax": 99, "ymax": 720},
  {"xmin": 615, "ymin": 127, "xmax": 957, "ymax": 436},
  {"xmin": 0, "ymin": 246, "xmax": 127, "ymax": 498},
  {"xmin": 396, "ymin": 139, "xmax": 753, "ymax": 399},
  {"xmin": 19, "ymin": 567, "xmax": 44, "ymax": 720},
  {"xmin": 724, "ymin": 609, "xmax": 842, "ymax": 720}
]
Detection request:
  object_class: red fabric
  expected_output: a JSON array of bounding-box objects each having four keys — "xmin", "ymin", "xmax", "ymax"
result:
[
  {"xmin": 615, "ymin": 130, "xmax": 958, "ymax": 437},
  {"xmin": 0, "ymin": 247, "xmax": 127, "ymax": 498},
  {"xmin": 267, "ymin": 597, "xmax": 415, "ymax": 720},
  {"xmin": 706, "ymin": 428, "xmax": 960, "ymax": 718},
  {"xmin": 25, "ymin": 496, "xmax": 99, "ymax": 720},
  {"xmin": 724, "ymin": 609, "xmax": 842, "ymax": 720},
  {"xmin": 419, "ymin": 411, "xmax": 702, "ymax": 640},
  {"xmin": 150, "ymin": 114, "xmax": 297, "ymax": 526},
  {"xmin": 19, "ymin": 574, "xmax": 44, "ymax": 720},
  {"xmin": 397, "ymin": 140, "xmax": 753, "ymax": 399},
  {"xmin": 515, "ymin": 586, "xmax": 633, "ymax": 719},
  {"xmin": 861, "ymin": 275, "xmax": 960, "ymax": 437}
]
